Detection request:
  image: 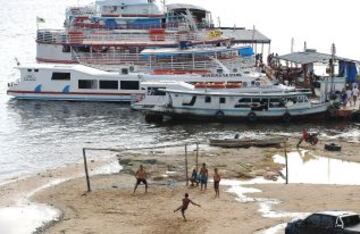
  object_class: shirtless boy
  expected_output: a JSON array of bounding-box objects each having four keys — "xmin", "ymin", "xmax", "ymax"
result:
[
  {"xmin": 133, "ymin": 165, "xmax": 148, "ymax": 193},
  {"xmin": 174, "ymin": 193, "xmax": 200, "ymax": 221},
  {"xmin": 213, "ymin": 168, "xmax": 221, "ymax": 198}
]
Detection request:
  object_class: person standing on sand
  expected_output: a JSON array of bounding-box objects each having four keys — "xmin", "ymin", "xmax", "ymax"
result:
[
  {"xmin": 174, "ymin": 193, "xmax": 201, "ymax": 221},
  {"xmin": 133, "ymin": 165, "xmax": 148, "ymax": 193},
  {"xmin": 352, "ymin": 86, "xmax": 359, "ymax": 107},
  {"xmin": 346, "ymin": 88, "xmax": 353, "ymax": 107},
  {"xmin": 199, "ymin": 163, "xmax": 208, "ymax": 191},
  {"xmin": 213, "ymin": 168, "xmax": 221, "ymax": 198}
]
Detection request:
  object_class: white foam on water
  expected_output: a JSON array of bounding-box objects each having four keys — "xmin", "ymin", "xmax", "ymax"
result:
[
  {"xmin": 0, "ymin": 204, "xmax": 60, "ymax": 234},
  {"xmin": 0, "ymin": 158, "xmax": 123, "ymax": 234}
]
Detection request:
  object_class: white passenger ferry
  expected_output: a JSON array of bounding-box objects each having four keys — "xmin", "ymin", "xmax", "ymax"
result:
[
  {"xmin": 133, "ymin": 81, "xmax": 330, "ymax": 122},
  {"xmin": 7, "ymin": 63, "xmax": 277, "ymax": 102}
]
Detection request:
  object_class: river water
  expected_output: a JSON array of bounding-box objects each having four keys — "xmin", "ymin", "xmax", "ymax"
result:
[{"xmin": 0, "ymin": 0, "xmax": 359, "ymax": 183}]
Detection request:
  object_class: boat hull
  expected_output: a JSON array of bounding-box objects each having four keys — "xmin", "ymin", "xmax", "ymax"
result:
[
  {"xmin": 7, "ymin": 91, "xmax": 132, "ymax": 102},
  {"xmin": 144, "ymin": 104, "xmax": 330, "ymax": 123}
]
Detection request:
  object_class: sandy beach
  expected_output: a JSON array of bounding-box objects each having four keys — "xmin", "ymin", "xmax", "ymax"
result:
[{"xmin": 1, "ymin": 135, "xmax": 360, "ymax": 234}]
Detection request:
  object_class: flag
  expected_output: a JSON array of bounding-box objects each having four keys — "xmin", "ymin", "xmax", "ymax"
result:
[{"xmin": 36, "ymin": 16, "xmax": 45, "ymax": 23}]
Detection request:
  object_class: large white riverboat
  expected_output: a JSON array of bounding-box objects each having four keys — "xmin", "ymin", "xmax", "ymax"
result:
[
  {"xmin": 7, "ymin": 62, "xmax": 277, "ymax": 102},
  {"xmin": 133, "ymin": 81, "xmax": 330, "ymax": 122}
]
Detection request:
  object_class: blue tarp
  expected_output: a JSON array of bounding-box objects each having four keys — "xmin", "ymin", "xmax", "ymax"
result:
[
  {"xmin": 127, "ymin": 19, "xmax": 161, "ymax": 29},
  {"xmin": 104, "ymin": 19, "xmax": 117, "ymax": 29},
  {"xmin": 238, "ymin": 47, "xmax": 253, "ymax": 57},
  {"xmin": 339, "ymin": 60, "xmax": 358, "ymax": 84}
]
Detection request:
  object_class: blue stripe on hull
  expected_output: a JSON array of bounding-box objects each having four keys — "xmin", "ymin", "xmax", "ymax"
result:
[{"xmin": 12, "ymin": 95, "xmax": 132, "ymax": 102}]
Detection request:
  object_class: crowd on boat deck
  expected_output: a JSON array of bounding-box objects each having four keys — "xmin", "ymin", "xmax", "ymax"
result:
[{"xmin": 341, "ymin": 84, "xmax": 359, "ymax": 108}]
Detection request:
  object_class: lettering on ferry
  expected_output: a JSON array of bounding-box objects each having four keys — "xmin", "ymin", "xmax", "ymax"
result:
[
  {"xmin": 23, "ymin": 74, "xmax": 36, "ymax": 81},
  {"xmin": 201, "ymin": 73, "xmax": 242, "ymax": 78}
]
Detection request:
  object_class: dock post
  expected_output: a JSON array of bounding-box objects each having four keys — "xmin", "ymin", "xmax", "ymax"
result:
[
  {"xmin": 82, "ymin": 148, "xmax": 91, "ymax": 192},
  {"xmin": 284, "ymin": 142, "xmax": 289, "ymax": 185},
  {"xmin": 196, "ymin": 143, "xmax": 199, "ymax": 171},
  {"xmin": 185, "ymin": 144, "xmax": 189, "ymax": 186}
]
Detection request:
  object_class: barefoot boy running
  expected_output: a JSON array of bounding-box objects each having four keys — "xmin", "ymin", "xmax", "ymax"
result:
[{"xmin": 174, "ymin": 193, "xmax": 200, "ymax": 221}]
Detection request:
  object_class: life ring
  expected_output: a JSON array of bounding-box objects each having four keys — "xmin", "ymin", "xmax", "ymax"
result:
[
  {"xmin": 215, "ymin": 110, "xmax": 225, "ymax": 120},
  {"xmin": 282, "ymin": 112, "xmax": 292, "ymax": 123},
  {"xmin": 247, "ymin": 111, "xmax": 257, "ymax": 122}
]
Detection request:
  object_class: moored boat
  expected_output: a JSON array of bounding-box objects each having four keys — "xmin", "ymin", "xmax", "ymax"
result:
[
  {"xmin": 209, "ymin": 136, "xmax": 287, "ymax": 148},
  {"xmin": 134, "ymin": 82, "xmax": 330, "ymax": 122}
]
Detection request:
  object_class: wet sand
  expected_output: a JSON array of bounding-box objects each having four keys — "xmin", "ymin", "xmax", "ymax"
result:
[
  {"xmin": 33, "ymin": 174, "xmax": 280, "ymax": 234},
  {"xmin": 30, "ymin": 174, "xmax": 360, "ymax": 234},
  {"xmin": 1, "ymin": 138, "xmax": 360, "ymax": 234}
]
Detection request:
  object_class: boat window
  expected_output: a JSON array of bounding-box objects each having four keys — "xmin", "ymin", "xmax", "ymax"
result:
[
  {"xmin": 252, "ymin": 98, "xmax": 261, "ymax": 103},
  {"xmin": 216, "ymin": 68, "xmax": 223, "ymax": 74},
  {"xmin": 239, "ymin": 98, "xmax": 251, "ymax": 103},
  {"xmin": 148, "ymin": 87, "xmax": 166, "ymax": 96},
  {"xmin": 220, "ymin": 97, "xmax": 226, "ymax": 104},
  {"xmin": 121, "ymin": 81, "xmax": 139, "ymax": 90},
  {"xmin": 78, "ymin": 80, "xmax": 97, "ymax": 89},
  {"xmin": 269, "ymin": 98, "xmax": 285, "ymax": 108},
  {"xmin": 51, "ymin": 72, "xmax": 71, "ymax": 81},
  {"xmin": 235, "ymin": 98, "xmax": 251, "ymax": 108},
  {"xmin": 34, "ymin": 69, "xmax": 39, "ymax": 73},
  {"xmin": 27, "ymin": 69, "xmax": 32, "ymax": 72},
  {"xmin": 183, "ymin": 96, "xmax": 197, "ymax": 106},
  {"xmin": 205, "ymin": 96, "xmax": 211, "ymax": 103},
  {"xmin": 233, "ymin": 68, "xmax": 238, "ymax": 73},
  {"xmin": 62, "ymin": 45, "xmax": 71, "ymax": 53},
  {"xmin": 100, "ymin": 80, "xmax": 118, "ymax": 90},
  {"xmin": 121, "ymin": 68, "xmax": 129, "ymax": 75}
]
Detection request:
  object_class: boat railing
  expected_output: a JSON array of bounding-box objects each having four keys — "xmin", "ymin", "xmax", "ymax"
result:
[
  {"xmin": 37, "ymin": 28, "xmax": 221, "ymax": 45},
  {"xmin": 73, "ymin": 50, "xmax": 256, "ymax": 71},
  {"xmin": 37, "ymin": 29, "xmax": 68, "ymax": 44}
]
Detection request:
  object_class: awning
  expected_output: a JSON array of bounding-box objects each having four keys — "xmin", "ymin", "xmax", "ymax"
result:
[{"xmin": 276, "ymin": 50, "xmax": 360, "ymax": 65}]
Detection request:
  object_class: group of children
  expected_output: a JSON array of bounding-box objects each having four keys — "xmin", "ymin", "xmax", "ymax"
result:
[
  {"xmin": 189, "ymin": 163, "xmax": 221, "ymax": 198},
  {"xmin": 341, "ymin": 85, "xmax": 359, "ymax": 107},
  {"xmin": 132, "ymin": 163, "xmax": 221, "ymax": 221}
]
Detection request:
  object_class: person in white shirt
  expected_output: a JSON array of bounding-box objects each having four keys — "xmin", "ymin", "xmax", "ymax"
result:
[
  {"xmin": 346, "ymin": 88, "xmax": 353, "ymax": 106},
  {"xmin": 352, "ymin": 86, "xmax": 359, "ymax": 106}
]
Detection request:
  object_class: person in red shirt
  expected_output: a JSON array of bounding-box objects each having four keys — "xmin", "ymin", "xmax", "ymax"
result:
[{"xmin": 296, "ymin": 129, "xmax": 309, "ymax": 148}]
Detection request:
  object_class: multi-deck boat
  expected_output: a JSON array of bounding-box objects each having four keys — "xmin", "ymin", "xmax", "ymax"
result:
[
  {"xmin": 10, "ymin": 40, "xmax": 276, "ymax": 102},
  {"xmin": 7, "ymin": 53, "xmax": 270, "ymax": 102},
  {"xmin": 36, "ymin": 0, "xmax": 271, "ymax": 67}
]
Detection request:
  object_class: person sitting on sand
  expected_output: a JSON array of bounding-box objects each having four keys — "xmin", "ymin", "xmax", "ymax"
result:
[
  {"xmin": 199, "ymin": 163, "xmax": 208, "ymax": 191},
  {"xmin": 133, "ymin": 165, "xmax": 148, "ymax": 193},
  {"xmin": 213, "ymin": 168, "xmax": 221, "ymax": 198},
  {"xmin": 174, "ymin": 193, "xmax": 200, "ymax": 221},
  {"xmin": 190, "ymin": 169, "xmax": 199, "ymax": 187}
]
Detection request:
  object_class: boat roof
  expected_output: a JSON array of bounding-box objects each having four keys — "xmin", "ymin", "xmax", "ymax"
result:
[
  {"xmin": 276, "ymin": 50, "xmax": 360, "ymax": 65},
  {"xmin": 140, "ymin": 46, "xmax": 244, "ymax": 57},
  {"xmin": 218, "ymin": 27, "xmax": 271, "ymax": 44},
  {"xmin": 17, "ymin": 64, "xmax": 113, "ymax": 76},
  {"xmin": 166, "ymin": 4, "xmax": 207, "ymax": 12},
  {"xmin": 96, "ymin": 0, "xmax": 150, "ymax": 6},
  {"xmin": 141, "ymin": 80, "xmax": 195, "ymax": 89},
  {"xmin": 163, "ymin": 88, "xmax": 311, "ymax": 97}
]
